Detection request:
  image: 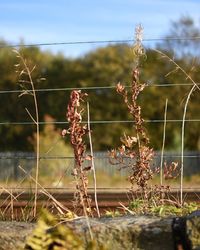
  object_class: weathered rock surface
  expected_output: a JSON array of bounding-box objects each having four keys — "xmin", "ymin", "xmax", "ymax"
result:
[
  {"xmin": 67, "ymin": 215, "xmax": 174, "ymax": 250},
  {"xmin": 1, "ymin": 212, "xmax": 200, "ymax": 249},
  {"xmin": 0, "ymin": 221, "xmax": 34, "ymax": 250}
]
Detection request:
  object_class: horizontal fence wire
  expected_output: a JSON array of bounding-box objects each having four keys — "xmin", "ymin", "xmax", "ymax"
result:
[
  {"xmin": 0, "ymin": 119, "xmax": 199, "ymax": 126},
  {"xmin": 0, "ymin": 85, "xmax": 199, "ymax": 125},
  {"xmin": 0, "ymin": 187, "xmax": 200, "ymax": 191},
  {"xmin": 0, "ymin": 83, "xmax": 200, "ymax": 95},
  {"xmin": 0, "ymin": 154, "xmax": 199, "ymax": 160},
  {"xmin": 1, "ymin": 36, "xmax": 200, "ymax": 48}
]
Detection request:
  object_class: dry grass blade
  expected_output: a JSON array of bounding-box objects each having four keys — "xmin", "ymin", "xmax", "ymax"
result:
[
  {"xmin": 154, "ymin": 49, "xmax": 200, "ymax": 92},
  {"xmin": 154, "ymin": 49, "xmax": 199, "ymax": 206},
  {"xmin": 0, "ymin": 188, "xmax": 24, "ymax": 220},
  {"xmin": 119, "ymin": 202, "xmax": 135, "ymax": 215},
  {"xmin": 14, "ymin": 50, "xmax": 40, "ymax": 217},
  {"xmin": 87, "ymin": 102, "xmax": 100, "ymax": 218},
  {"xmin": 18, "ymin": 165, "xmax": 70, "ymax": 215},
  {"xmin": 180, "ymin": 84, "xmax": 196, "ymax": 205},
  {"xmin": 160, "ymin": 99, "xmax": 168, "ymax": 185}
]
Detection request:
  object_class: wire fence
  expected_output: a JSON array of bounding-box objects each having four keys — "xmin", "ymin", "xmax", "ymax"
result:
[
  {"xmin": 0, "ymin": 80, "xmax": 199, "ymax": 157},
  {"xmin": 1, "ymin": 36, "xmax": 200, "ymax": 49},
  {"xmin": 0, "ymin": 83, "xmax": 200, "ymax": 95},
  {"xmin": 0, "ymin": 36, "xmax": 199, "ymax": 184},
  {"xmin": 0, "ymin": 151, "xmax": 199, "ymax": 181},
  {"xmin": 0, "ymin": 82, "xmax": 199, "ymax": 126}
]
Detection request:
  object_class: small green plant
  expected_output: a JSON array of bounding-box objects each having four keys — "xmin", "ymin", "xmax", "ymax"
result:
[
  {"xmin": 129, "ymin": 198, "xmax": 199, "ymax": 216},
  {"xmin": 105, "ymin": 210, "xmax": 122, "ymax": 218},
  {"xmin": 129, "ymin": 199, "xmax": 145, "ymax": 213},
  {"xmin": 150, "ymin": 202, "xmax": 199, "ymax": 217}
]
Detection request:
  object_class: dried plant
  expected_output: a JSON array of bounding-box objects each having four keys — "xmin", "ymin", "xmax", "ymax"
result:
[
  {"xmin": 109, "ymin": 25, "xmax": 154, "ymax": 197},
  {"xmin": 109, "ymin": 27, "xmax": 184, "ymax": 210},
  {"xmin": 163, "ymin": 161, "xmax": 179, "ymax": 180},
  {"xmin": 65, "ymin": 90, "xmax": 92, "ymax": 215}
]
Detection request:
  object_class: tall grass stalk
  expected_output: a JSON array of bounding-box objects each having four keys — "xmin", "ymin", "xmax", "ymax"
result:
[
  {"xmin": 160, "ymin": 99, "xmax": 168, "ymax": 186},
  {"xmin": 181, "ymin": 84, "xmax": 196, "ymax": 205},
  {"xmin": 14, "ymin": 50, "xmax": 40, "ymax": 217},
  {"xmin": 154, "ymin": 49, "xmax": 200, "ymax": 205},
  {"xmin": 18, "ymin": 165, "xmax": 70, "ymax": 214},
  {"xmin": 0, "ymin": 186, "xmax": 24, "ymax": 220},
  {"xmin": 87, "ymin": 102, "xmax": 100, "ymax": 218}
]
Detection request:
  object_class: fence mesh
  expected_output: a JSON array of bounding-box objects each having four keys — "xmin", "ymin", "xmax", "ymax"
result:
[{"xmin": 0, "ymin": 151, "xmax": 199, "ymax": 182}]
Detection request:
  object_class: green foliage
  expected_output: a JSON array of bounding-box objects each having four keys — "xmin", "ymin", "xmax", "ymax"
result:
[
  {"xmin": 24, "ymin": 210, "xmax": 84, "ymax": 250},
  {"xmin": 129, "ymin": 199, "xmax": 145, "ymax": 214},
  {"xmin": 105, "ymin": 210, "xmax": 122, "ymax": 218},
  {"xmin": 160, "ymin": 15, "xmax": 200, "ymax": 57},
  {"xmin": 29, "ymin": 115, "xmax": 72, "ymax": 182},
  {"xmin": 150, "ymin": 202, "xmax": 198, "ymax": 216},
  {"xmin": 129, "ymin": 199, "xmax": 199, "ymax": 217}
]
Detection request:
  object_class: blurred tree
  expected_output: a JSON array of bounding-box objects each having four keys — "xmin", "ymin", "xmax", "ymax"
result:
[
  {"xmin": 158, "ymin": 15, "xmax": 200, "ymax": 58},
  {"xmin": 156, "ymin": 15, "xmax": 200, "ymax": 150},
  {"xmin": 29, "ymin": 114, "xmax": 73, "ymax": 182},
  {"xmin": 0, "ymin": 15, "xmax": 199, "ymax": 152}
]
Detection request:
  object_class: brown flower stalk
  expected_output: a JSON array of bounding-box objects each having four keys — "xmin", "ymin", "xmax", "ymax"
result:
[
  {"xmin": 109, "ymin": 26, "xmax": 180, "ymax": 205},
  {"xmin": 109, "ymin": 25, "xmax": 154, "ymax": 196},
  {"xmin": 110, "ymin": 68, "xmax": 154, "ymax": 194},
  {"xmin": 66, "ymin": 90, "xmax": 92, "ymax": 215}
]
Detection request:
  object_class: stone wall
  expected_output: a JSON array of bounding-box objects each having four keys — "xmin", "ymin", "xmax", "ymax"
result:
[{"xmin": 1, "ymin": 212, "xmax": 200, "ymax": 249}]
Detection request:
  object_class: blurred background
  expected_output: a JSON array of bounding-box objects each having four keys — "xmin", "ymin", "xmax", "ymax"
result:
[{"xmin": 0, "ymin": 0, "xmax": 199, "ymax": 188}]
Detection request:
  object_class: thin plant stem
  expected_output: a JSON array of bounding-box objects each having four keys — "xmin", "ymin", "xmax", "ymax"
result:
[
  {"xmin": 81, "ymin": 195, "xmax": 93, "ymax": 240},
  {"xmin": 15, "ymin": 51, "xmax": 40, "ymax": 218},
  {"xmin": 154, "ymin": 49, "xmax": 200, "ymax": 92},
  {"xmin": 18, "ymin": 165, "xmax": 70, "ymax": 214},
  {"xmin": 30, "ymin": 76, "xmax": 39, "ymax": 218},
  {"xmin": 0, "ymin": 187, "xmax": 23, "ymax": 220},
  {"xmin": 154, "ymin": 49, "xmax": 199, "ymax": 205},
  {"xmin": 10, "ymin": 189, "xmax": 14, "ymax": 221},
  {"xmin": 160, "ymin": 99, "xmax": 168, "ymax": 185},
  {"xmin": 26, "ymin": 72, "xmax": 39, "ymax": 217},
  {"xmin": 180, "ymin": 84, "xmax": 196, "ymax": 205},
  {"xmin": 87, "ymin": 102, "xmax": 100, "ymax": 218}
]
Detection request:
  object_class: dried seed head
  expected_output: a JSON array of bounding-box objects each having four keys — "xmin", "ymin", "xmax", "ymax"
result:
[
  {"xmin": 116, "ymin": 82, "xmax": 125, "ymax": 94},
  {"xmin": 61, "ymin": 129, "xmax": 67, "ymax": 137},
  {"xmin": 135, "ymin": 24, "xmax": 143, "ymax": 44}
]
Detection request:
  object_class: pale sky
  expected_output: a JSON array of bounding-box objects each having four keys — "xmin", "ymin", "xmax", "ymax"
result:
[{"xmin": 0, "ymin": 0, "xmax": 199, "ymax": 57}]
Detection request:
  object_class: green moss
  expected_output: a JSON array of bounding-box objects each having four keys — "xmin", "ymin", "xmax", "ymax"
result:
[
  {"xmin": 129, "ymin": 199, "xmax": 199, "ymax": 217},
  {"xmin": 187, "ymin": 215, "xmax": 200, "ymax": 249}
]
